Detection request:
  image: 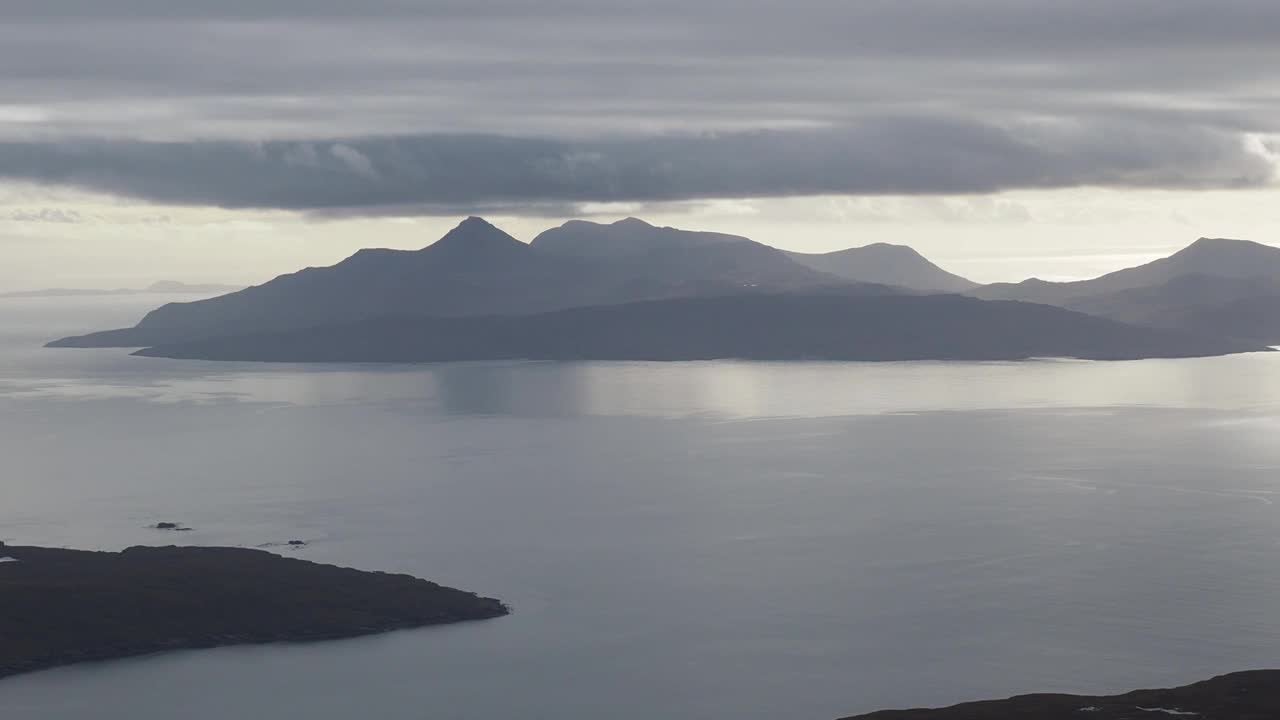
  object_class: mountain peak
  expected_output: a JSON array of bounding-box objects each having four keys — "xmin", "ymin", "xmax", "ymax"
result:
[
  {"xmin": 856, "ymin": 242, "xmax": 929, "ymax": 259},
  {"xmin": 1180, "ymin": 236, "xmax": 1273, "ymax": 252},
  {"xmin": 1169, "ymin": 236, "xmax": 1278, "ymax": 266},
  {"xmin": 457, "ymin": 215, "xmax": 498, "ymax": 231},
  {"xmin": 427, "ymin": 216, "xmax": 526, "ymax": 255},
  {"xmin": 784, "ymin": 242, "xmax": 977, "ymax": 293},
  {"xmin": 612, "ymin": 217, "xmax": 654, "ymax": 228},
  {"xmin": 531, "ymin": 217, "xmax": 748, "ymax": 258}
]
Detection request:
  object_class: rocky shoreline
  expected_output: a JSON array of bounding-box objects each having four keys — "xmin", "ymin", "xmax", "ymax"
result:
[
  {"xmin": 0, "ymin": 544, "xmax": 508, "ymax": 680},
  {"xmin": 843, "ymin": 670, "xmax": 1280, "ymax": 719}
]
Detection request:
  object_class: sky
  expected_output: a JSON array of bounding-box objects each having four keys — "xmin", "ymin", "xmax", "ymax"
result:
[{"xmin": 2, "ymin": 0, "xmax": 1279, "ymax": 290}]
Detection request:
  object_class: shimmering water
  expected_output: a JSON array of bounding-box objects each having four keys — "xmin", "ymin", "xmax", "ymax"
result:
[{"xmin": 2, "ymin": 296, "xmax": 1280, "ymax": 719}]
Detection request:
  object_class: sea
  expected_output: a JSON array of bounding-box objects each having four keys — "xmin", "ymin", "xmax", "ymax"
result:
[{"xmin": 2, "ymin": 294, "xmax": 1280, "ymax": 720}]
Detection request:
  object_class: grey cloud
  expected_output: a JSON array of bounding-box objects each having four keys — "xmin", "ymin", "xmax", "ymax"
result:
[
  {"xmin": 2, "ymin": 2, "xmax": 1280, "ymax": 142},
  {"xmin": 0, "ymin": 118, "xmax": 1271, "ymax": 214},
  {"xmin": 1, "ymin": 1, "xmax": 1279, "ymax": 211}
]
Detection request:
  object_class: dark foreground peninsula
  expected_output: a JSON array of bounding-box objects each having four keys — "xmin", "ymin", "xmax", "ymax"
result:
[
  {"xmin": 0, "ymin": 544, "xmax": 508, "ymax": 680},
  {"xmin": 843, "ymin": 670, "xmax": 1280, "ymax": 720}
]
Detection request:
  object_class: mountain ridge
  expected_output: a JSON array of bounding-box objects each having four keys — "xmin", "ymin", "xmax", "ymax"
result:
[
  {"xmin": 531, "ymin": 216, "xmax": 754, "ymax": 258},
  {"xmin": 44, "ymin": 219, "xmax": 1280, "ymax": 358},
  {"xmin": 785, "ymin": 243, "xmax": 978, "ymax": 293},
  {"xmin": 972, "ymin": 237, "xmax": 1280, "ymax": 304},
  {"xmin": 48, "ymin": 216, "xmax": 880, "ymax": 349},
  {"xmin": 968, "ymin": 236, "xmax": 1280, "ymax": 343}
]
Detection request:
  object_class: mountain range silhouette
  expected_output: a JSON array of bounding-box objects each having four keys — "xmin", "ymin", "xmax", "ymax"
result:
[{"xmin": 48, "ymin": 217, "xmax": 1279, "ymax": 361}]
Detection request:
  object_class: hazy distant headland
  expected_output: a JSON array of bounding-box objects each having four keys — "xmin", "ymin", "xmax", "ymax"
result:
[
  {"xmin": 47, "ymin": 217, "xmax": 1279, "ymax": 362},
  {"xmin": 0, "ymin": 544, "xmax": 507, "ymax": 680},
  {"xmin": 3, "ymin": 281, "xmax": 243, "ymax": 299}
]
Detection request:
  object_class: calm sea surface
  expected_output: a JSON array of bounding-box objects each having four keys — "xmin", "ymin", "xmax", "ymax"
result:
[{"xmin": 2, "ymin": 295, "xmax": 1280, "ymax": 720}]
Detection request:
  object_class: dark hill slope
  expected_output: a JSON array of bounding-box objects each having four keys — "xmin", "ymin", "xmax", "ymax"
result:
[
  {"xmin": 132, "ymin": 292, "xmax": 1264, "ymax": 363},
  {"xmin": 1064, "ymin": 273, "xmax": 1280, "ymax": 328},
  {"xmin": 841, "ymin": 670, "xmax": 1280, "ymax": 720},
  {"xmin": 1153, "ymin": 291, "xmax": 1280, "ymax": 346}
]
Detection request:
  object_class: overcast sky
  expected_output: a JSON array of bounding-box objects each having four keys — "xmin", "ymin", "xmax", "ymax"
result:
[{"xmin": 2, "ymin": 0, "xmax": 1279, "ymax": 289}]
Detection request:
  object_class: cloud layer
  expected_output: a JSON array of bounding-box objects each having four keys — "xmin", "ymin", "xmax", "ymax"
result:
[
  {"xmin": 0, "ymin": 119, "xmax": 1273, "ymax": 214},
  {"xmin": 1, "ymin": 1, "xmax": 1278, "ymax": 212}
]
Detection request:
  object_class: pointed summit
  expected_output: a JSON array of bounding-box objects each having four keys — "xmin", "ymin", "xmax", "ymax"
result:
[
  {"xmin": 426, "ymin": 216, "xmax": 527, "ymax": 257},
  {"xmin": 437, "ymin": 216, "xmax": 505, "ymax": 241}
]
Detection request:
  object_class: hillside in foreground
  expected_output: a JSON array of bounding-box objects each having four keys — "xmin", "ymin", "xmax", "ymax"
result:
[{"xmin": 842, "ymin": 670, "xmax": 1280, "ymax": 720}]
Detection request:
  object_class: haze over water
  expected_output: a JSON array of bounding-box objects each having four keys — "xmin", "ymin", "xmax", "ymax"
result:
[{"xmin": 3, "ymin": 297, "xmax": 1280, "ymax": 720}]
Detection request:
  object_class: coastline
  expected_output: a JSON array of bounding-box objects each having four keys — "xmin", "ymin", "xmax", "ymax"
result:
[
  {"xmin": 842, "ymin": 671, "xmax": 1280, "ymax": 719},
  {"xmin": 0, "ymin": 544, "xmax": 508, "ymax": 681}
]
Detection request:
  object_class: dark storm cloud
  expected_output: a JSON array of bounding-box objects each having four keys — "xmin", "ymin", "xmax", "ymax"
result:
[
  {"xmin": 1, "ymin": 118, "xmax": 1270, "ymax": 214},
  {"xmin": 0, "ymin": 1, "xmax": 1278, "ymax": 210}
]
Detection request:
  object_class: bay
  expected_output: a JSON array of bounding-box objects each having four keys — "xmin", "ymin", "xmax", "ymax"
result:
[{"xmin": 2, "ymin": 296, "xmax": 1279, "ymax": 719}]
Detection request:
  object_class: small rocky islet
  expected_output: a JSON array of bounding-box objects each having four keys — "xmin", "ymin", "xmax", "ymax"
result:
[{"xmin": 0, "ymin": 543, "xmax": 508, "ymax": 680}]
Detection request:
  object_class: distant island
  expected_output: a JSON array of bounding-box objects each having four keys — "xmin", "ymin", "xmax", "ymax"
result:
[
  {"xmin": 45, "ymin": 217, "xmax": 1280, "ymax": 361},
  {"xmin": 840, "ymin": 670, "xmax": 1280, "ymax": 719},
  {"xmin": 127, "ymin": 292, "xmax": 1263, "ymax": 363},
  {"xmin": 3, "ymin": 281, "xmax": 242, "ymax": 299},
  {"xmin": 0, "ymin": 544, "xmax": 507, "ymax": 680}
]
